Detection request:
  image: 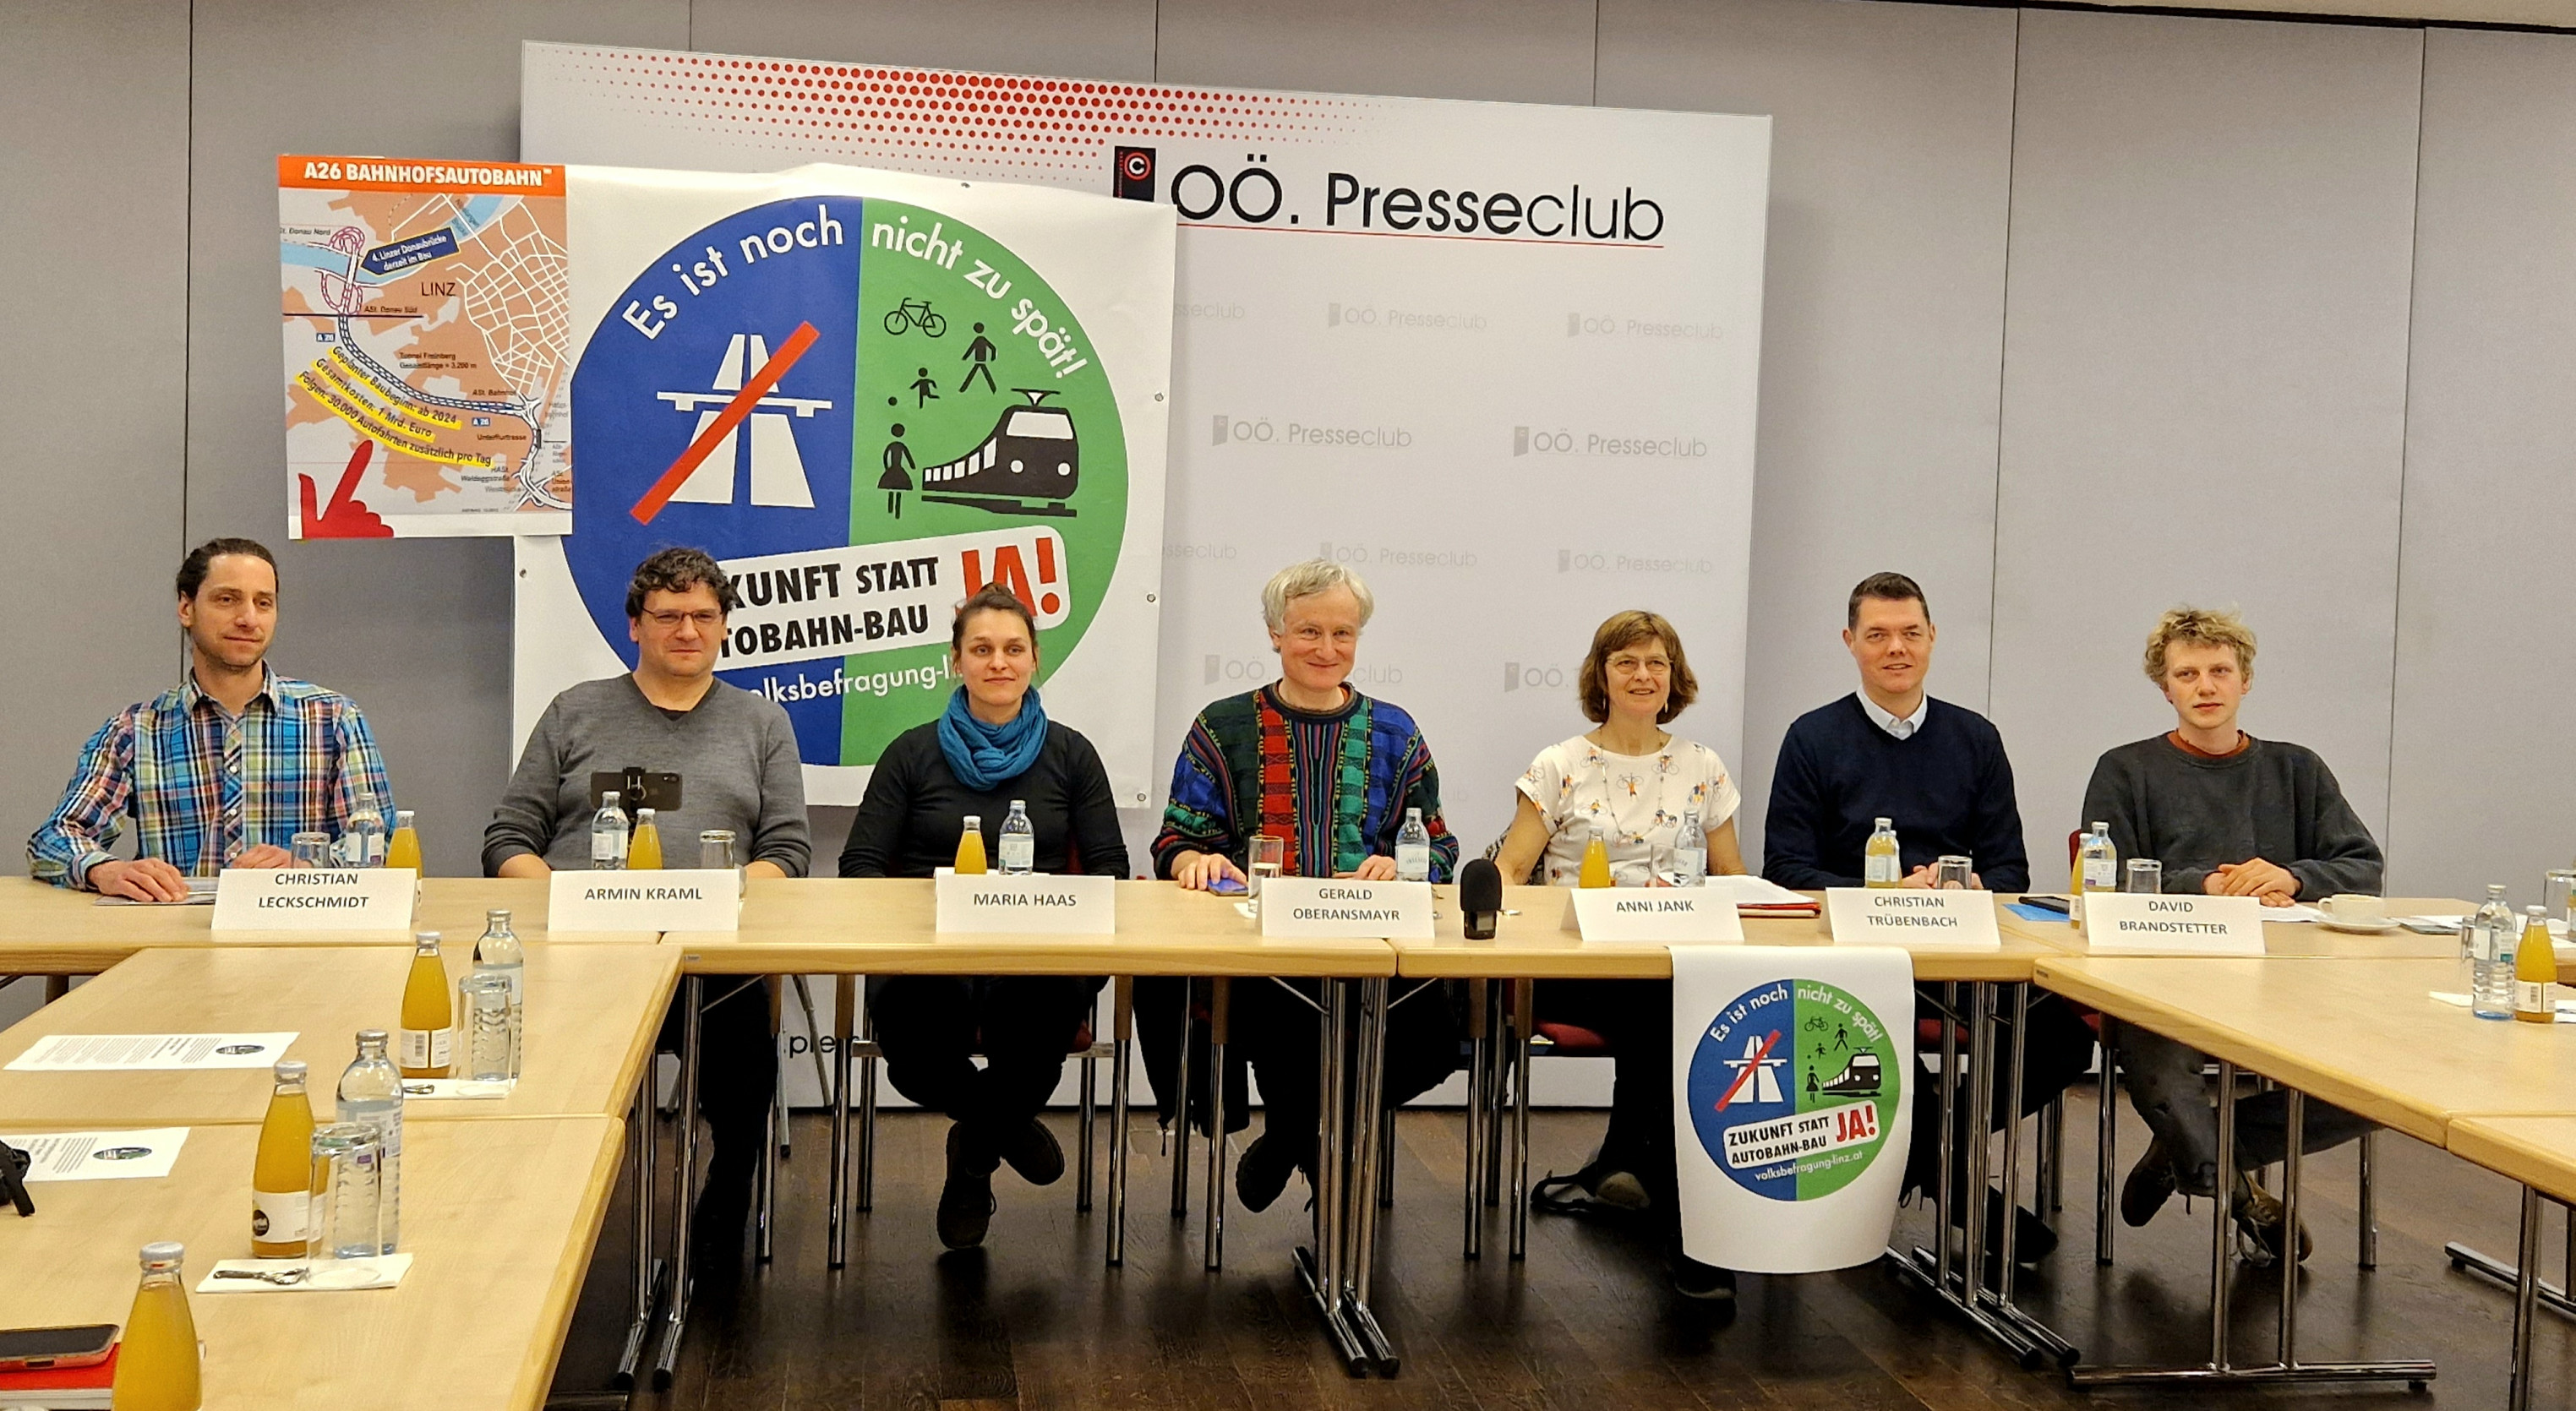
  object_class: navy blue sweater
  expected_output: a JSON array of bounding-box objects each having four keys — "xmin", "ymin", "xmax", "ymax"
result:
[{"xmin": 1761, "ymin": 695, "xmax": 2030, "ymax": 892}]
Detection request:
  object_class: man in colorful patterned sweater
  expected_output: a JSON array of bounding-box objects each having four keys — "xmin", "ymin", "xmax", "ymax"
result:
[{"xmin": 1154, "ymin": 558, "xmax": 1461, "ymax": 1212}]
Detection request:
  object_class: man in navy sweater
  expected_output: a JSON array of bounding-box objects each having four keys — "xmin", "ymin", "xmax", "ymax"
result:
[{"xmin": 1764, "ymin": 573, "xmax": 2093, "ymax": 1261}]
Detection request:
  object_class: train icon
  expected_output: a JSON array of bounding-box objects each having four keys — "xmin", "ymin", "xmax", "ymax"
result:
[
  {"xmin": 918, "ymin": 390, "xmax": 1080, "ymax": 518},
  {"xmin": 1818, "ymin": 1052, "xmax": 1883, "ymax": 1098}
]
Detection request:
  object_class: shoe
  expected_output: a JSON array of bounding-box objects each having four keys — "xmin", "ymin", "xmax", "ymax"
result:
[
  {"xmin": 1665, "ymin": 1245, "xmax": 1737, "ymax": 1301},
  {"xmin": 1592, "ymin": 1170, "xmax": 1651, "ymax": 1212},
  {"xmin": 2232, "ymin": 1178, "xmax": 2313, "ymax": 1264},
  {"xmin": 1945, "ymin": 1186, "xmax": 2056, "ymax": 1263},
  {"xmin": 1236, "ymin": 1132, "xmax": 1301, "ymax": 1213},
  {"xmin": 937, "ymin": 1124, "xmax": 996, "ymax": 1250},
  {"xmin": 993, "ymin": 1117, "xmax": 1064, "ymax": 1187},
  {"xmin": 2121, "ymin": 1137, "xmax": 2179, "ymax": 1228}
]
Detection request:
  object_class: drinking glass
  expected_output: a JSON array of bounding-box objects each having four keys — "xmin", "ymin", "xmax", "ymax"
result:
[
  {"xmin": 290, "ymin": 832, "xmax": 332, "ymax": 869},
  {"xmin": 2124, "ymin": 858, "xmax": 2163, "ymax": 895},
  {"xmin": 700, "ymin": 830, "xmax": 739, "ymax": 872},
  {"xmin": 1934, "ymin": 856, "xmax": 1973, "ymax": 890},
  {"xmin": 1247, "ymin": 835, "xmax": 1285, "ymax": 918},
  {"xmin": 2544, "ymin": 869, "xmax": 2574, "ymax": 932},
  {"xmin": 457, "ymin": 973, "xmax": 516, "ymax": 1085},
  {"xmin": 309, "ymin": 1124, "xmax": 384, "ymax": 1261}
]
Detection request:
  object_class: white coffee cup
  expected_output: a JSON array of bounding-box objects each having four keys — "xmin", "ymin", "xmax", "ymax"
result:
[{"xmin": 2322, "ymin": 893, "xmax": 2387, "ymax": 924}]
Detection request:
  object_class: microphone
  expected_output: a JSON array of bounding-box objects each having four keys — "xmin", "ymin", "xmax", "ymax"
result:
[{"xmin": 1459, "ymin": 858, "xmax": 1503, "ymax": 940}]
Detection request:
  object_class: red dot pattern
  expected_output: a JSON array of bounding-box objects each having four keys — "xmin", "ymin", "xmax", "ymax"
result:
[{"xmin": 557, "ymin": 49, "xmax": 1380, "ymax": 179}]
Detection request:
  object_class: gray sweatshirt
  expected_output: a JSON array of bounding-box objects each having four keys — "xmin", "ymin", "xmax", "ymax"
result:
[
  {"xmin": 2078, "ymin": 733, "xmax": 2382, "ymax": 900},
  {"xmin": 483, "ymin": 676, "xmax": 810, "ymax": 876}
]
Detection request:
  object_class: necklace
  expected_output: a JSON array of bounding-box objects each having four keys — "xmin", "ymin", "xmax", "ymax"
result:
[{"xmin": 1589, "ymin": 736, "xmax": 1677, "ymax": 849}]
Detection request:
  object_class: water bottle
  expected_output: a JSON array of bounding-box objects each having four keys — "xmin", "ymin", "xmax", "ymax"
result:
[
  {"xmin": 342, "ymin": 789, "xmax": 386, "ymax": 868},
  {"xmin": 1864, "ymin": 817, "xmax": 1902, "ymax": 888},
  {"xmin": 998, "ymin": 800, "xmax": 1035, "ymax": 874},
  {"xmin": 589, "ymin": 791, "xmax": 629, "ymax": 870},
  {"xmin": 1670, "ymin": 808, "xmax": 1707, "ymax": 886},
  {"xmin": 2471, "ymin": 884, "xmax": 2517, "ymax": 1021},
  {"xmin": 1394, "ymin": 807, "xmax": 1432, "ymax": 882},
  {"xmin": 473, "ymin": 908, "xmax": 525, "ymax": 1078},
  {"xmin": 335, "ymin": 1029, "xmax": 404, "ymax": 1253},
  {"xmin": 2077, "ymin": 821, "xmax": 2118, "ymax": 925}
]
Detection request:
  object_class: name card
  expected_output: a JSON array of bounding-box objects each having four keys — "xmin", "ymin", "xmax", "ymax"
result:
[
  {"xmin": 550, "ymin": 868, "xmax": 740, "ymax": 933},
  {"xmin": 211, "ymin": 868, "xmax": 416, "ymax": 931},
  {"xmin": 1259, "ymin": 877, "xmax": 1433, "ymax": 939},
  {"xmin": 1825, "ymin": 888, "xmax": 2003, "ymax": 950},
  {"xmin": 1560, "ymin": 887, "xmax": 1745, "ymax": 944},
  {"xmin": 2078, "ymin": 892, "xmax": 2264, "ymax": 956},
  {"xmin": 935, "ymin": 873, "xmax": 1116, "ymax": 934}
]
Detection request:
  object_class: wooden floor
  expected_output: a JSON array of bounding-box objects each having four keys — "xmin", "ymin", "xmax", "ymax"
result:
[{"xmin": 551, "ymin": 1081, "xmax": 2574, "ymax": 1408}]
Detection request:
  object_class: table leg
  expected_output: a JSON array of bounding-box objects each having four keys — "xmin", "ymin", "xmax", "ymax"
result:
[
  {"xmin": 1108, "ymin": 977, "xmax": 1132, "ymax": 1269},
  {"xmin": 1937, "ymin": 981, "xmax": 1959, "ymax": 1293},
  {"xmin": 1963, "ymin": 984, "xmax": 1996, "ymax": 1295},
  {"xmin": 828, "ymin": 974, "xmax": 855, "ymax": 1267},
  {"xmin": 2356, "ymin": 1127, "xmax": 2378, "ymax": 1268},
  {"xmin": 43, "ymin": 975, "xmax": 68, "ymax": 1003},
  {"xmin": 2278, "ymin": 1089, "xmax": 2302, "ymax": 1362},
  {"xmin": 1894, "ymin": 982, "xmax": 2050, "ymax": 1368},
  {"xmin": 1463, "ymin": 978, "xmax": 1487, "ymax": 1261},
  {"xmin": 1509, "ymin": 978, "xmax": 1534, "ymax": 1262},
  {"xmin": 1171, "ymin": 982, "xmax": 1194, "ymax": 1217},
  {"xmin": 1203, "ymin": 977, "xmax": 1231, "ymax": 1272},
  {"xmin": 2098, "ymin": 1033, "xmax": 2119, "ymax": 1267},
  {"xmin": 1482, "ymin": 981, "xmax": 1507, "ymax": 1207},
  {"xmin": 1295, "ymin": 978, "xmax": 1367, "ymax": 1374},
  {"xmin": 1343, "ymin": 977, "xmax": 1398, "ymax": 1372},
  {"xmin": 650, "ymin": 975, "xmax": 703, "ymax": 1389},
  {"xmin": 1995, "ymin": 983, "xmax": 2028, "ymax": 1292},
  {"xmin": 2511, "ymin": 1185, "xmax": 2544, "ymax": 1411},
  {"xmin": 612, "ymin": 1076, "xmax": 662, "ymax": 1390}
]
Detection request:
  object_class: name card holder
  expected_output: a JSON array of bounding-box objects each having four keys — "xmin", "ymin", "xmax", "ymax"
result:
[
  {"xmin": 212, "ymin": 868, "xmax": 417, "ymax": 931},
  {"xmin": 1259, "ymin": 877, "xmax": 1434, "ymax": 939},
  {"xmin": 551, "ymin": 868, "xmax": 740, "ymax": 933},
  {"xmin": 2078, "ymin": 892, "xmax": 2264, "ymax": 956},
  {"xmin": 934, "ymin": 873, "xmax": 1116, "ymax": 934},
  {"xmin": 1560, "ymin": 888, "xmax": 1745, "ymax": 944},
  {"xmin": 1824, "ymin": 888, "xmax": 2003, "ymax": 951}
]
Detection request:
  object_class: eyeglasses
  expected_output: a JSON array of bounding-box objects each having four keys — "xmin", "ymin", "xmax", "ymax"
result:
[
  {"xmin": 1607, "ymin": 655, "xmax": 1671, "ymax": 674},
  {"xmin": 642, "ymin": 610, "xmax": 723, "ymax": 630},
  {"xmin": 1289, "ymin": 626, "xmax": 1357, "ymax": 646}
]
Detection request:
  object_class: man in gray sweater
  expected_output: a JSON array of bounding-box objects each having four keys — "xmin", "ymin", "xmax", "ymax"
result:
[
  {"xmin": 2081, "ymin": 606, "xmax": 2380, "ymax": 1263},
  {"xmin": 484, "ymin": 547, "xmax": 810, "ymax": 1272}
]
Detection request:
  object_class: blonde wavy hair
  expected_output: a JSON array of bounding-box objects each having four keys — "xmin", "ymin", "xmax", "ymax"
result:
[{"xmin": 2143, "ymin": 606, "xmax": 2256, "ymax": 684}]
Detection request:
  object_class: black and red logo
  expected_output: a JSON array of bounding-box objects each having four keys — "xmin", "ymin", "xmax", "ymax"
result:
[{"xmin": 1113, "ymin": 146, "xmax": 1156, "ymax": 202}]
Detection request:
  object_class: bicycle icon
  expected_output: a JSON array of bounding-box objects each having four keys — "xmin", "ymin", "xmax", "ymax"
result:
[{"xmin": 883, "ymin": 297, "xmax": 947, "ymax": 338}]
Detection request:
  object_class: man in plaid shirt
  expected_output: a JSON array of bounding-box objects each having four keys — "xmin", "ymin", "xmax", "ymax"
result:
[{"xmin": 28, "ymin": 538, "xmax": 393, "ymax": 901}]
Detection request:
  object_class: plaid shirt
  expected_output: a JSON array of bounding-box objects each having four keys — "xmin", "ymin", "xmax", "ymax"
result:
[{"xmin": 28, "ymin": 667, "xmax": 394, "ymax": 888}]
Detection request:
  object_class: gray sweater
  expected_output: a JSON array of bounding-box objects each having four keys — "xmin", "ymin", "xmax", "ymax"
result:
[
  {"xmin": 483, "ymin": 676, "xmax": 810, "ymax": 876},
  {"xmin": 2078, "ymin": 733, "xmax": 2382, "ymax": 900}
]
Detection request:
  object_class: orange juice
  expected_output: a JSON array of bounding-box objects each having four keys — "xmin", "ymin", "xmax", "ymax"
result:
[
  {"xmin": 110, "ymin": 1244, "xmax": 199, "ymax": 1411},
  {"xmin": 628, "ymin": 808, "xmax": 663, "ymax": 870},
  {"xmin": 397, "ymin": 932, "xmax": 452, "ymax": 1079},
  {"xmin": 251, "ymin": 1061, "xmax": 314, "ymax": 1258},
  {"xmin": 955, "ymin": 816, "xmax": 989, "ymax": 874},
  {"xmin": 1578, "ymin": 829, "xmax": 1612, "ymax": 889},
  {"xmin": 2516, "ymin": 907, "xmax": 2560, "ymax": 1023},
  {"xmin": 384, "ymin": 810, "xmax": 421, "ymax": 873}
]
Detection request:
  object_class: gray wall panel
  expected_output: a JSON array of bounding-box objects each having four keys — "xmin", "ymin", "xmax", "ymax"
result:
[
  {"xmin": 1154, "ymin": 0, "xmax": 1599, "ymax": 104},
  {"xmin": 1988, "ymin": 11, "xmax": 2422, "ymax": 881},
  {"xmin": 1597, "ymin": 0, "xmax": 2017, "ymax": 867},
  {"xmin": 2387, "ymin": 28, "xmax": 2576, "ymax": 897},
  {"xmin": 0, "ymin": 0, "xmax": 191, "ymax": 875},
  {"xmin": 690, "ymin": 0, "xmax": 1157, "ymax": 79},
  {"xmin": 183, "ymin": 2, "xmax": 690, "ymax": 876}
]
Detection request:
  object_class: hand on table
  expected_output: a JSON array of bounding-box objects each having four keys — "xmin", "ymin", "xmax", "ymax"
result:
[
  {"xmin": 2208, "ymin": 858, "xmax": 2298, "ymax": 901},
  {"xmin": 88, "ymin": 858, "xmax": 192, "ymax": 902},
  {"xmin": 1339, "ymin": 855, "xmax": 1399, "ymax": 881},
  {"xmin": 1899, "ymin": 866, "xmax": 1935, "ymax": 889},
  {"xmin": 1172, "ymin": 851, "xmax": 1245, "ymax": 891},
  {"xmin": 232, "ymin": 844, "xmax": 294, "ymax": 869}
]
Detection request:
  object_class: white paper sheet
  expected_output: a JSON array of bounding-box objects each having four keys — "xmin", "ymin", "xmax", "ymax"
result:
[
  {"xmin": 93, "ymin": 876, "xmax": 219, "ymax": 906},
  {"xmin": 197, "ymin": 1253, "xmax": 412, "ymax": 1293},
  {"xmin": 1697, "ymin": 874, "xmax": 1814, "ymax": 907},
  {"xmin": 11, "ymin": 1127, "xmax": 189, "ymax": 1181},
  {"xmin": 397, "ymin": 1077, "xmax": 515, "ymax": 1101},
  {"xmin": 5, "ymin": 1032, "xmax": 298, "ymax": 1071}
]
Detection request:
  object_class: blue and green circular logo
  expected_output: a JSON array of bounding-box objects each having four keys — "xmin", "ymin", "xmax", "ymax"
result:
[{"xmin": 1686, "ymin": 979, "xmax": 1901, "ymax": 1201}]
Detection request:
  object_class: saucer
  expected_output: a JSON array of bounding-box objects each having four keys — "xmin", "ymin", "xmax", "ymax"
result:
[{"xmin": 2317, "ymin": 916, "xmax": 2401, "ymax": 934}]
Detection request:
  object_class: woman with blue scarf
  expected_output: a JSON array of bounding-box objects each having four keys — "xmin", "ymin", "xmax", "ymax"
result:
[{"xmin": 841, "ymin": 582, "xmax": 1130, "ymax": 1250}]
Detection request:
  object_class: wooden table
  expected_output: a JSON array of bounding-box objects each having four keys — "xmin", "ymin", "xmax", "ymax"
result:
[
  {"xmin": 0, "ymin": 1117, "xmax": 622, "ymax": 1411},
  {"xmin": 1996, "ymin": 896, "xmax": 2473, "ymax": 960},
  {"xmin": 0, "ymin": 942, "xmax": 677, "ymax": 1127},
  {"xmin": 0, "ymin": 876, "xmax": 657, "ymax": 975}
]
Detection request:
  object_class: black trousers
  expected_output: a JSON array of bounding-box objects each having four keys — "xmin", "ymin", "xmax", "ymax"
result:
[
  {"xmin": 654, "ymin": 977, "xmax": 776, "ymax": 1234},
  {"xmin": 1902, "ymin": 986, "xmax": 2098, "ymax": 1198},
  {"xmin": 866, "ymin": 974, "xmax": 1100, "ymax": 1134},
  {"xmin": 1134, "ymin": 974, "xmax": 1251, "ymax": 1136},
  {"xmin": 1533, "ymin": 978, "xmax": 1678, "ymax": 1227},
  {"xmin": 1238, "ymin": 977, "xmax": 1460, "ymax": 1168}
]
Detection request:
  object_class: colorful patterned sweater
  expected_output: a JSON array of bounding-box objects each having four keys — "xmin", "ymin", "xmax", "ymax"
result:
[{"xmin": 1153, "ymin": 685, "xmax": 1457, "ymax": 882}]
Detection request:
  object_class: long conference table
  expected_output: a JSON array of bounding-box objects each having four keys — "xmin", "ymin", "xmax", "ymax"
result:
[{"xmin": 3, "ymin": 877, "xmax": 2567, "ymax": 1404}]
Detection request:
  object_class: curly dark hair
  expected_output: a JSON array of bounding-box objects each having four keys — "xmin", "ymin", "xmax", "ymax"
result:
[{"xmin": 624, "ymin": 547, "xmax": 740, "ymax": 620}]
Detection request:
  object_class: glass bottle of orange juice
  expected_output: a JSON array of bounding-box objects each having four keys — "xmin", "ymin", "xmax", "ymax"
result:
[
  {"xmin": 396, "ymin": 932, "xmax": 452, "ymax": 1080},
  {"xmin": 1578, "ymin": 819, "xmax": 1613, "ymax": 889},
  {"xmin": 627, "ymin": 808, "xmax": 663, "ymax": 871},
  {"xmin": 2515, "ymin": 905, "xmax": 2560, "ymax": 1024},
  {"xmin": 109, "ymin": 1242, "xmax": 200, "ymax": 1411},
  {"xmin": 955, "ymin": 815, "xmax": 989, "ymax": 874},
  {"xmin": 250, "ymin": 1060, "xmax": 314, "ymax": 1258},
  {"xmin": 384, "ymin": 809, "xmax": 422, "ymax": 873}
]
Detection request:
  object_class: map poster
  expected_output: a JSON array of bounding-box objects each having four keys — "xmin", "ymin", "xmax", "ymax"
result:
[{"xmin": 280, "ymin": 155, "xmax": 573, "ymax": 538}]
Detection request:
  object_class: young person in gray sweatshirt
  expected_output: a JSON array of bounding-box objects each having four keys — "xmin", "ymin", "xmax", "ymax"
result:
[
  {"xmin": 483, "ymin": 548, "xmax": 810, "ymax": 1276},
  {"xmin": 2081, "ymin": 606, "xmax": 2380, "ymax": 1263}
]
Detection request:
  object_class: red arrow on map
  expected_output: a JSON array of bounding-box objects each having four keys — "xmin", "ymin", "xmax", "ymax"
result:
[
  {"xmin": 1712, "ymin": 1028, "xmax": 1782, "ymax": 1113},
  {"xmin": 630, "ymin": 321, "xmax": 821, "ymax": 526}
]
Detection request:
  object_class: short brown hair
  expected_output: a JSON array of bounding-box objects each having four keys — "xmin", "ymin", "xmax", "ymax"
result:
[
  {"xmin": 1577, "ymin": 610, "xmax": 1698, "ymax": 725},
  {"xmin": 177, "ymin": 538, "xmax": 276, "ymax": 600},
  {"xmin": 1847, "ymin": 572, "xmax": 1928, "ymax": 630},
  {"xmin": 951, "ymin": 581, "xmax": 1038, "ymax": 656},
  {"xmin": 625, "ymin": 547, "xmax": 738, "ymax": 620},
  {"xmin": 2144, "ymin": 606, "xmax": 2256, "ymax": 684}
]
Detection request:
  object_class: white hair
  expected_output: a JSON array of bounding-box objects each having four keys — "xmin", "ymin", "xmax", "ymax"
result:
[{"xmin": 1260, "ymin": 558, "xmax": 1376, "ymax": 635}]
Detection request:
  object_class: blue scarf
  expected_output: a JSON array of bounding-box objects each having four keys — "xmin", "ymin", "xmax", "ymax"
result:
[{"xmin": 938, "ymin": 685, "xmax": 1048, "ymax": 792}]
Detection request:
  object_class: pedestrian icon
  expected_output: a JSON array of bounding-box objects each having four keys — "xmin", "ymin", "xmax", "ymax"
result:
[
  {"xmin": 881, "ymin": 419, "xmax": 914, "ymax": 520},
  {"xmin": 960, "ymin": 322, "xmax": 998, "ymax": 393},
  {"xmin": 654, "ymin": 332, "xmax": 830, "ymax": 509},
  {"xmin": 911, "ymin": 367, "xmax": 940, "ymax": 407}
]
